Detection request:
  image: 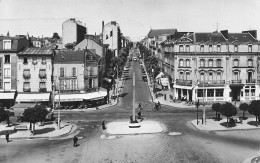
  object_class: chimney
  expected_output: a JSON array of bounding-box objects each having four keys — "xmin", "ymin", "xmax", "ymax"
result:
[
  {"xmin": 243, "ymin": 30, "xmax": 257, "ymax": 39},
  {"xmin": 220, "ymin": 30, "xmax": 228, "ymax": 40}
]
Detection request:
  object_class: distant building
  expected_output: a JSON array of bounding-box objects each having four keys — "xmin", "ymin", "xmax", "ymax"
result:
[
  {"xmin": 16, "ymin": 47, "xmax": 54, "ymax": 105},
  {"xmin": 102, "ymin": 21, "xmax": 121, "ymax": 57},
  {"xmin": 0, "ymin": 35, "xmax": 29, "ymax": 108},
  {"xmin": 62, "ymin": 18, "xmax": 86, "ymax": 48}
]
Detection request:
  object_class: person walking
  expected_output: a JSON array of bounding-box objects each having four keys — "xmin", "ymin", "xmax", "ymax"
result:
[
  {"xmin": 5, "ymin": 131, "xmax": 9, "ymax": 143},
  {"xmin": 102, "ymin": 120, "xmax": 106, "ymax": 130},
  {"xmin": 73, "ymin": 136, "xmax": 78, "ymax": 147}
]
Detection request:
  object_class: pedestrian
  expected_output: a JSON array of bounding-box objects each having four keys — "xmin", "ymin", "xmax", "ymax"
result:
[
  {"xmin": 164, "ymin": 94, "xmax": 167, "ymax": 100},
  {"xmin": 158, "ymin": 101, "xmax": 161, "ymax": 109},
  {"xmin": 5, "ymin": 131, "xmax": 9, "ymax": 143},
  {"xmin": 73, "ymin": 136, "xmax": 78, "ymax": 147},
  {"xmin": 102, "ymin": 120, "xmax": 106, "ymax": 130},
  {"xmin": 138, "ymin": 111, "xmax": 142, "ymax": 119}
]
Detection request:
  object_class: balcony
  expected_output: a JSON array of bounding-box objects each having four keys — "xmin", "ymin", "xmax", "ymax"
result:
[
  {"xmin": 176, "ymin": 79, "xmax": 192, "ymax": 86},
  {"xmin": 23, "ymin": 74, "xmax": 31, "ymax": 79},
  {"xmin": 246, "ymin": 79, "xmax": 256, "ymax": 83},
  {"xmin": 23, "ymin": 88, "xmax": 31, "ymax": 92},
  {"xmin": 198, "ymin": 80, "xmax": 225, "ymax": 87},
  {"xmin": 232, "ymin": 80, "xmax": 242, "ymax": 84},
  {"xmin": 39, "ymin": 74, "xmax": 47, "ymax": 79},
  {"xmin": 39, "ymin": 88, "xmax": 47, "ymax": 92}
]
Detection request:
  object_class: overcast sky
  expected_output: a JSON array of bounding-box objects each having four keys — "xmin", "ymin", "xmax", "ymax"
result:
[{"xmin": 0, "ymin": 0, "xmax": 259, "ymax": 41}]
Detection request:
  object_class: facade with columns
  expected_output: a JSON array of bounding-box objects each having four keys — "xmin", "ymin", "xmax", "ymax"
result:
[{"xmin": 160, "ymin": 30, "xmax": 260, "ymax": 103}]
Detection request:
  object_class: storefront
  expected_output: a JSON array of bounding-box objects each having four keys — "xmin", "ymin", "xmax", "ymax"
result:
[
  {"xmin": 16, "ymin": 93, "xmax": 51, "ymax": 105},
  {"xmin": 0, "ymin": 92, "xmax": 15, "ymax": 108}
]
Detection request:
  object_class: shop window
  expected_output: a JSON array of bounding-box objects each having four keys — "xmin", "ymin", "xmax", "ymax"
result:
[
  {"xmin": 207, "ymin": 89, "xmax": 214, "ymax": 97},
  {"xmin": 198, "ymin": 89, "xmax": 204, "ymax": 97},
  {"xmin": 216, "ymin": 89, "xmax": 223, "ymax": 97}
]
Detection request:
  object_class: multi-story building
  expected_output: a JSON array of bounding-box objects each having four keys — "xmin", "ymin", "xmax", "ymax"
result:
[
  {"xmin": 62, "ymin": 18, "xmax": 87, "ymax": 48},
  {"xmin": 160, "ymin": 30, "xmax": 259, "ymax": 103},
  {"xmin": 16, "ymin": 47, "xmax": 54, "ymax": 105},
  {"xmin": 102, "ymin": 21, "xmax": 121, "ymax": 57},
  {"xmin": 0, "ymin": 35, "xmax": 29, "ymax": 108}
]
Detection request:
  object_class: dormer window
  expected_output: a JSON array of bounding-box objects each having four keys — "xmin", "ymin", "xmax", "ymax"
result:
[
  {"xmin": 200, "ymin": 45, "xmax": 204, "ymax": 52},
  {"xmin": 248, "ymin": 45, "xmax": 252, "ymax": 52},
  {"xmin": 179, "ymin": 45, "xmax": 184, "ymax": 52},
  {"xmin": 3, "ymin": 40, "xmax": 11, "ymax": 50},
  {"xmin": 217, "ymin": 45, "xmax": 221, "ymax": 52},
  {"xmin": 234, "ymin": 45, "xmax": 238, "ymax": 52},
  {"xmin": 185, "ymin": 45, "xmax": 190, "ymax": 52}
]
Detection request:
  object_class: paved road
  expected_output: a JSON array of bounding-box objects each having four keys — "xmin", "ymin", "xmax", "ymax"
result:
[{"xmin": 1, "ymin": 60, "xmax": 260, "ymax": 163}]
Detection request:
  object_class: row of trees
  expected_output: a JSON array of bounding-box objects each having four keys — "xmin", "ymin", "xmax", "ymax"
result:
[{"xmin": 212, "ymin": 100, "xmax": 260, "ymax": 127}]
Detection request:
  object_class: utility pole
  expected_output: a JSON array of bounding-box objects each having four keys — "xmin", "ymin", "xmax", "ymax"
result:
[
  {"xmin": 58, "ymin": 78, "xmax": 61, "ymax": 130},
  {"xmin": 203, "ymin": 81, "xmax": 206, "ymax": 125},
  {"xmin": 132, "ymin": 72, "xmax": 136, "ymax": 121}
]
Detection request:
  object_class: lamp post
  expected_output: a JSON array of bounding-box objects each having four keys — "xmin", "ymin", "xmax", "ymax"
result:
[
  {"xmin": 202, "ymin": 81, "xmax": 206, "ymax": 125},
  {"xmin": 58, "ymin": 79, "xmax": 61, "ymax": 130}
]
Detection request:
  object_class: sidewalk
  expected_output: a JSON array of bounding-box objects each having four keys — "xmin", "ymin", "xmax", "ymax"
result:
[
  {"xmin": 0, "ymin": 121, "xmax": 75, "ymax": 139},
  {"xmin": 191, "ymin": 117, "xmax": 260, "ymax": 131}
]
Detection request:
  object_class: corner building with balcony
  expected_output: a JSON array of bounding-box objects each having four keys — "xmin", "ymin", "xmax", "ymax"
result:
[
  {"xmin": 162, "ymin": 30, "xmax": 260, "ymax": 103},
  {"xmin": 16, "ymin": 47, "xmax": 54, "ymax": 104}
]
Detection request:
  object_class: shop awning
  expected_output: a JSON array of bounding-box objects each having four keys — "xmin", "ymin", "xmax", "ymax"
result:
[
  {"xmin": 54, "ymin": 94, "xmax": 83, "ymax": 102},
  {"xmin": 16, "ymin": 93, "xmax": 50, "ymax": 102},
  {"xmin": 82, "ymin": 91, "xmax": 107, "ymax": 100},
  {"xmin": 0, "ymin": 92, "xmax": 15, "ymax": 99}
]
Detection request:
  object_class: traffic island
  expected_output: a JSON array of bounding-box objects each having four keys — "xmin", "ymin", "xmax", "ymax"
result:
[{"xmin": 106, "ymin": 120, "xmax": 165, "ymax": 135}]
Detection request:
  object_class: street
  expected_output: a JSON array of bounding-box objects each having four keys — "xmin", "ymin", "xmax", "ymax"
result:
[{"xmin": 1, "ymin": 60, "xmax": 260, "ymax": 163}]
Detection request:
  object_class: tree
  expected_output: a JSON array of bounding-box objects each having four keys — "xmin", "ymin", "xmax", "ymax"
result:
[
  {"xmin": 23, "ymin": 105, "xmax": 48, "ymax": 134},
  {"xmin": 220, "ymin": 102, "xmax": 237, "ymax": 128},
  {"xmin": 64, "ymin": 42, "xmax": 76, "ymax": 49},
  {"xmin": 248, "ymin": 100, "xmax": 260, "ymax": 126},
  {"xmin": 52, "ymin": 32, "xmax": 60, "ymax": 39},
  {"xmin": 239, "ymin": 103, "xmax": 249, "ymax": 119},
  {"xmin": 212, "ymin": 103, "xmax": 222, "ymax": 120},
  {"xmin": 0, "ymin": 107, "xmax": 14, "ymax": 127}
]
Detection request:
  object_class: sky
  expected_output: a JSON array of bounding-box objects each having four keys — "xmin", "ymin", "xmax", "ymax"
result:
[{"xmin": 0, "ymin": 0, "xmax": 260, "ymax": 41}]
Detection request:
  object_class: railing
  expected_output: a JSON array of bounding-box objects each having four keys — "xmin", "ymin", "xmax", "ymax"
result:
[
  {"xmin": 23, "ymin": 74, "xmax": 31, "ymax": 79},
  {"xmin": 231, "ymin": 80, "xmax": 242, "ymax": 84},
  {"xmin": 176, "ymin": 79, "xmax": 192, "ymax": 86},
  {"xmin": 39, "ymin": 74, "xmax": 47, "ymax": 79},
  {"xmin": 23, "ymin": 88, "xmax": 31, "ymax": 92},
  {"xmin": 39, "ymin": 88, "xmax": 47, "ymax": 92},
  {"xmin": 246, "ymin": 79, "xmax": 256, "ymax": 83},
  {"xmin": 198, "ymin": 80, "xmax": 225, "ymax": 86}
]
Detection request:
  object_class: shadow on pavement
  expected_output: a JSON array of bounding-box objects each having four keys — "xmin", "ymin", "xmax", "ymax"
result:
[
  {"xmin": 220, "ymin": 122, "xmax": 237, "ymax": 128},
  {"xmin": 119, "ymin": 93, "xmax": 128, "ymax": 97},
  {"xmin": 0, "ymin": 130, "xmax": 16, "ymax": 135},
  {"xmin": 247, "ymin": 121, "xmax": 259, "ymax": 126},
  {"xmin": 34, "ymin": 128, "xmax": 55, "ymax": 135}
]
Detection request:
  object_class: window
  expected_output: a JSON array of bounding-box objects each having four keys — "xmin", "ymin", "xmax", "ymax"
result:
[
  {"xmin": 179, "ymin": 72, "xmax": 184, "ymax": 79},
  {"xmin": 39, "ymin": 82, "xmax": 46, "ymax": 88},
  {"xmin": 248, "ymin": 59, "xmax": 253, "ymax": 67},
  {"xmin": 234, "ymin": 71, "xmax": 239, "ymax": 80},
  {"xmin": 208, "ymin": 72, "xmax": 213, "ymax": 81},
  {"xmin": 251, "ymin": 89, "xmax": 255, "ymax": 96},
  {"xmin": 179, "ymin": 59, "xmax": 184, "ymax": 67},
  {"xmin": 207, "ymin": 89, "xmax": 214, "ymax": 97},
  {"xmin": 208, "ymin": 59, "xmax": 213, "ymax": 67},
  {"xmin": 245, "ymin": 89, "xmax": 249, "ymax": 96},
  {"xmin": 186, "ymin": 59, "xmax": 190, "ymax": 67},
  {"xmin": 216, "ymin": 59, "xmax": 221, "ymax": 67},
  {"xmin": 200, "ymin": 59, "xmax": 205, "ymax": 67},
  {"xmin": 233, "ymin": 59, "xmax": 239, "ymax": 67},
  {"xmin": 60, "ymin": 67, "xmax": 65, "ymax": 77},
  {"xmin": 70, "ymin": 79, "xmax": 77, "ymax": 90},
  {"xmin": 32, "ymin": 57, "xmax": 37, "ymax": 65},
  {"xmin": 209, "ymin": 45, "xmax": 213, "ymax": 52},
  {"xmin": 4, "ymin": 55, "xmax": 10, "ymax": 63},
  {"xmin": 217, "ymin": 45, "xmax": 221, "ymax": 52},
  {"xmin": 186, "ymin": 72, "xmax": 190, "ymax": 80},
  {"xmin": 4, "ymin": 68, "xmax": 10, "ymax": 78},
  {"xmin": 179, "ymin": 45, "xmax": 184, "ymax": 52},
  {"xmin": 248, "ymin": 45, "xmax": 252, "ymax": 52},
  {"xmin": 72, "ymin": 67, "xmax": 77, "ymax": 77},
  {"xmin": 23, "ymin": 69, "xmax": 30, "ymax": 76},
  {"xmin": 198, "ymin": 89, "xmax": 204, "ymax": 97},
  {"xmin": 39, "ymin": 69, "xmax": 46, "ymax": 78},
  {"xmin": 42, "ymin": 57, "xmax": 46, "ymax": 64},
  {"xmin": 217, "ymin": 72, "xmax": 221, "ymax": 81},
  {"xmin": 23, "ymin": 57, "xmax": 28, "ymax": 64},
  {"xmin": 23, "ymin": 82, "xmax": 30, "ymax": 89},
  {"xmin": 216, "ymin": 89, "xmax": 223, "ymax": 97},
  {"xmin": 3, "ymin": 40, "xmax": 11, "ymax": 50},
  {"xmin": 185, "ymin": 45, "xmax": 190, "ymax": 52},
  {"xmin": 200, "ymin": 73, "xmax": 205, "ymax": 81},
  {"xmin": 200, "ymin": 45, "xmax": 204, "ymax": 52},
  {"xmin": 234, "ymin": 45, "xmax": 238, "ymax": 52}
]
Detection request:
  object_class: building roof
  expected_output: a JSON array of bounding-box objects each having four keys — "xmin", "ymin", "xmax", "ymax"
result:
[
  {"xmin": 147, "ymin": 29, "xmax": 177, "ymax": 38},
  {"xmin": 228, "ymin": 33, "xmax": 257, "ymax": 43},
  {"xmin": 194, "ymin": 32, "xmax": 226, "ymax": 43},
  {"xmin": 86, "ymin": 49, "xmax": 101, "ymax": 61},
  {"xmin": 0, "ymin": 35, "xmax": 28, "ymax": 51},
  {"xmin": 54, "ymin": 49, "xmax": 84, "ymax": 63},
  {"xmin": 18, "ymin": 47, "xmax": 53, "ymax": 56}
]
